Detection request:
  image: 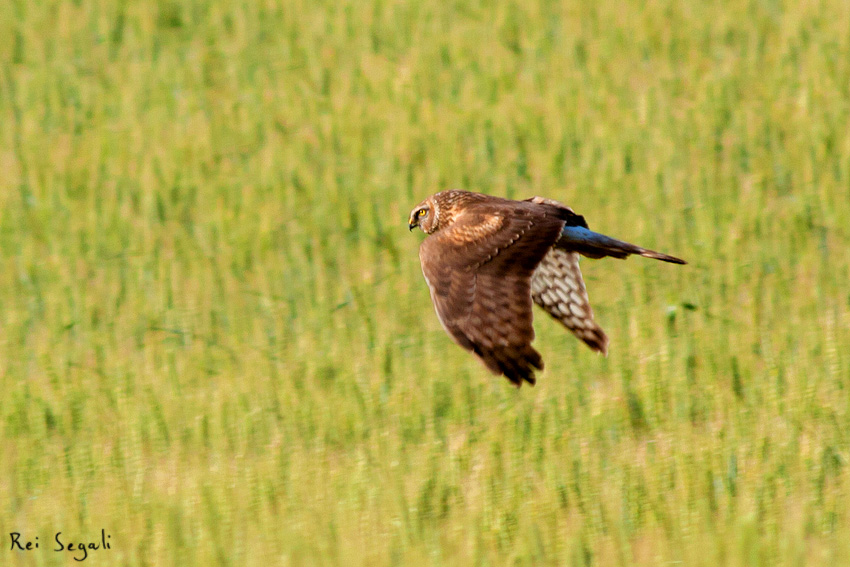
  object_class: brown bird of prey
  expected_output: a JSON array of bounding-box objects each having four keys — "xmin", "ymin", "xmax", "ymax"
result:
[{"xmin": 408, "ymin": 190, "xmax": 685, "ymax": 386}]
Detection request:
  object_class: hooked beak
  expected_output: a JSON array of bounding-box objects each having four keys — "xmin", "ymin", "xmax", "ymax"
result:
[{"xmin": 408, "ymin": 217, "xmax": 417, "ymax": 231}]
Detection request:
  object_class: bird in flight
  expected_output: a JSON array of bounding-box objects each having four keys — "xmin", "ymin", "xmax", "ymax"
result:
[{"xmin": 408, "ymin": 190, "xmax": 685, "ymax": 386}]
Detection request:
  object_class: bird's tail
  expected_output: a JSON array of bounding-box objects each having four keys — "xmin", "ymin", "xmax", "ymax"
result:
[{"xmin": 557, "ymin": 226, "xmax": 686, "ymax": 265}]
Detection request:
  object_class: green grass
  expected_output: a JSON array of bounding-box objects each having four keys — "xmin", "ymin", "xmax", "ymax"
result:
[{"xmin": 1, "ymin": 0, "xmax": 849, "ymax": 564}]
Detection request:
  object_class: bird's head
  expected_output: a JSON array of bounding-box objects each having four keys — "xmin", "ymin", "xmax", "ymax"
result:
[
  {"xmin": 408, "ymin": 196, "xmax": 438, "ymax": 234},
  {"xmin": 409, "ymin": 190, "xmax": 479, "ymax": 234}
]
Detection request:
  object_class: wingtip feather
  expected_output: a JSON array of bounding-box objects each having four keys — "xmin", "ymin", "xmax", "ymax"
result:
[{"xmin": 640, "ymin": 250, "xmax": 687, "ymax": 265}]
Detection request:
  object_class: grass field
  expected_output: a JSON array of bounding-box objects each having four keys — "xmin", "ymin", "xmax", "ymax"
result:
[{"xmin": 2, "ymin": 0, "xmax": 849, "ymax": 565}]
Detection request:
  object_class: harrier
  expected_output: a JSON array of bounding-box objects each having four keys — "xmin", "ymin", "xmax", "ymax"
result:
[{"xmin": 408, "ymin": 190, "xmax": 685, "ymax": 386}]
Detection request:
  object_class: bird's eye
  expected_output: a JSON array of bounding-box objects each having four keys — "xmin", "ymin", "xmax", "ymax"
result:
[{"xmin": 417, "ymin": 209, "xmax": 427, "ymax": 218}]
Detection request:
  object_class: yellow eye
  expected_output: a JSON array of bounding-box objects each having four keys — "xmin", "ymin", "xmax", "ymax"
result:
[{"xmin": 417, "ymin": 209, "xmax": 427, "ymax": 218}]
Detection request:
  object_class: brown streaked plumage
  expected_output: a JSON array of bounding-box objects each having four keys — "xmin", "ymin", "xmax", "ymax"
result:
[{"xmin": 409, "ymin": 190, "xmax": 685, "ymax": 386}]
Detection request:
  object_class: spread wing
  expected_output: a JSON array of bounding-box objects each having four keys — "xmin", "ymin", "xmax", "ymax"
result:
[
  {"xmin": 531, "ymin": 248, "xmax": 609, "ymax": 355},
  {"xmin": 525, "ymin": 195, "xmax": 682, "ymax": 355},
  {"xmin": 526, "ymin": 196, "xmax": 685, "ymax": 264},
  {"xmin": 419, "ymin": 203, "xmax": 566, "ymax": 386}
]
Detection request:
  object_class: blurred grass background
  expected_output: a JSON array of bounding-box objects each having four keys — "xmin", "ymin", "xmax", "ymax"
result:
[{"xmin": 1, "ymin": 0, "xmax": 849, "ymax": 565}]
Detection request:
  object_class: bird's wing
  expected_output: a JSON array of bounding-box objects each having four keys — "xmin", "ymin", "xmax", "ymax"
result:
[
  {"xmin": 525, "ymin": 195, "xmax": 686, "ymax": 264},
  {"xmin": 556, "ymin": 225, "xmax": 686, "ymax": 264},
  {"xmin": 531, "ymin": 248, "xmax": 609, "ymax": 355},
  {"xmin": 419, "ymin": 204, "xmax": 565, "ymax": 386}
]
